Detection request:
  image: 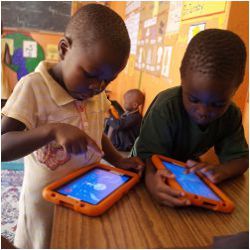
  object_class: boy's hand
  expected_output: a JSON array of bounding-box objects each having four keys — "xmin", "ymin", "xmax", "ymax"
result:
[
  {"xmin": 185, "ymin": 159, "xmax": 227, "ymax": 183},
  {"xmin": 113, "ymin": 156, "xmax": 144, "ymax": 175},
  {"xmin": 146, "ymin": 169, "xmax": 191, "ymax": 207},
  {"xmin": 52, "ymin": 123, "xmax": 103, "ymax": 156}
]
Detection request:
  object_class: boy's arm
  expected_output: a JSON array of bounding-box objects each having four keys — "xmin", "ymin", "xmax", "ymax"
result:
[
  {"xmin": 2, "ymin": 116, "xmax": 102, "ymax": 162},
  {"xmin": 108, "ymin": 113, "xmax": 141, "ymax": 130},
  {"xmin": 186, "ymin": 156, "xmax": 248, "ymax": 183},
  {"xmin": 101, "ymin": 133, "xmax": 144, "ymax": 172},
  {"xmin": 206, "ymin": 105, "xmax": 249, "ymax": 183},
  {"xmin": 186, "ymin": 106, "xmax": 249, "ymax": 182},
  {"xmin": 101, "ymin": 132, "xmax": 123, "ymax": 165},
  {"xmin": 221, "ymin": 157, "xmax": 248, "ymax": 180},
  {"xmin": 2, "ymin": 116, "xmax": 56, "ymax": 161}
]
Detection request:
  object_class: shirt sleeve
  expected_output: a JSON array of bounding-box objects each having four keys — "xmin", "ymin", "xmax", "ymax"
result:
[
  {"xmin": 215, "ymin": 105, "xmax": 248, "ymax": 163},
  {"xmin": 134, "ymin": 100, "xmax": 175, "ymax": 161},
  {"xmin": 108, "ymin": 113, "xmax": 141, "ymax": 130},
  {"xmin": 1, "ymin": 76, "xmax": 38, "ymax": 129}
]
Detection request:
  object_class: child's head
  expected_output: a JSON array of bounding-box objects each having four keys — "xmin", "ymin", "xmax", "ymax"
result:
[
  {"xmin": 56, "ymin": 4, "xmax": 130, "ymax": 101},
  {"xmin": 180, "ymin": 29, "xmax": 246, "ymax": 126},
  {"xmin": 123, "ymin": 89, "xmax": 145, "ymax": 112}
]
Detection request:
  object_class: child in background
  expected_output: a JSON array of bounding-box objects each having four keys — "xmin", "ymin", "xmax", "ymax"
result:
[
  {"xmin": 133, "ymin": 29, "xmax": 248, "ymax": 207},
  {"xmin": 1, "ymin": 4, "xmax": 143, "ymax": 249},
  {"xmin": 105, "ymin": 90, "xmax": 125, "ymax": 118},
  {"xmin": 105, "ymin": 89, "xmax": 145, "ymax": 151}
]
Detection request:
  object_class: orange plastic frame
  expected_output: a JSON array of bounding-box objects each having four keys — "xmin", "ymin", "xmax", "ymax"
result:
[
  {"xmin": 110, "ymin": 105, "xmax": 120, "ymax": 119},
  {"xmin": 43, "ymin": 163, "xmax": 139, "ymax": 216},
  {"xmin": 151, "ymin": 155, "xmax": 235, "ymax": 213}
]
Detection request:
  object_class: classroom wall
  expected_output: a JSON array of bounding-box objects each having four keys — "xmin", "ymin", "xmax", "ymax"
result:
[
  {"xmin": 2, "ymin": 28, "xmax": 62, "ymax": 91},
  {"xmin": 107, "ymin": 1, "xmax": 249, "ymax": 121},
  {"xmin": 227, "ymin": 2, "xmax": 249, "ymax": 114},
  {"xmin": 227, "ymin": 1, "xmax": 249, "ymax": 142}
]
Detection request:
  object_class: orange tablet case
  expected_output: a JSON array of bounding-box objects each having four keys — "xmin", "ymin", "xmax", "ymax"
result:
[
  {"xmin": 110, "ymin": 105, "xmax": 120, "ymax": 119},
  {"xmin": 151, "ymin": 155, "xmax": 235, "ymax": 213},
  {"xmin": 43, "ymin": 163, "xmax": 139, "ymax": 216}
]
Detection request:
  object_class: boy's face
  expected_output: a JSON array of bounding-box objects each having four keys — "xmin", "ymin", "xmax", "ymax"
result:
[
  {"xmin": 181, "ymin": 70, "xmax": 237, "ymax": 126},
  {"xmin": 59, "ymin": 38, "xmax": 128, "ymax": 100}
]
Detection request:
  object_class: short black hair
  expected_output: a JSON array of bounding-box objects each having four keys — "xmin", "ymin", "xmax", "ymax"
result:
[
  {"xmin": 125, "ymin": 89, "xmax": 145, "ymax": 105},
  {"xmin": 65, "ymin": 4, "xmax": 130, "ymax": 57},
  {"xmin": 180, "ymin": 29, "xmax": 246, "ymax": 86}
]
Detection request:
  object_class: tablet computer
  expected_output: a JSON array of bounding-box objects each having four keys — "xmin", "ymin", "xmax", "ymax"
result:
[
  {"xmin": 43, "ymin": 163, "xmax": 139, "ymax": 216},
  {"xmin": 151, "ymin": 154, "xmax": 235, "ymax": 213}
]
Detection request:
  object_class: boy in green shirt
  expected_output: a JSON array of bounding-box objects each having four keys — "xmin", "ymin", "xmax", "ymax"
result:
[{"xmin": 134, "ymin": 29, "xmax": 248, "ymax": 207}]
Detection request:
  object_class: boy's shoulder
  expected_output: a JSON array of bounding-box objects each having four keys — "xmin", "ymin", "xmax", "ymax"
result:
[
  {"xmin": 16, "ymin": 61, "xmax": 58, "ymax": 90},
  {"xmin": 158, "ymin": 86, "xmax": 182, "ymax": 97},
  {"xmin": 16, "ymin": 71, "xmax": 46, "ymax": 89},
  {"xmin": 143, "ymin": 86, "xmax": 183, "ymax": 123},
  {"xmin": 222, "ymin": 102, "xmax": 242, "ymax": 121}
]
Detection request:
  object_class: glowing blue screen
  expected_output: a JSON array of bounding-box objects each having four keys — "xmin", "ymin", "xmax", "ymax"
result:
[
  {"xmin": 56, "ymin": 168, "xmax": 130, "ymax": 205},
  {"xmin": 162, "ymin": 161, "xmax": 221, "ymax": 201}
]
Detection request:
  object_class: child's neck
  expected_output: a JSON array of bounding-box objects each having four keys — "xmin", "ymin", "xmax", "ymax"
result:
[{"xmin": 49, "ymin": 63, "xmax": 65, "ymax": 89}]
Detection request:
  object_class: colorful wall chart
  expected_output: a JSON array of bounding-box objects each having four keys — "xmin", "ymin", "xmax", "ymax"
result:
[
  {"xmin": 133, "ymin": 2, "xmax": 170, "ymax": 77},
  {"xmin": 3, "ymin": 33, "xmax": 45, "ymax": 80}
]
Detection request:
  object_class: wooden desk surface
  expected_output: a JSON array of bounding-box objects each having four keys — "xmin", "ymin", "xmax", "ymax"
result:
[{"xmin": 50, "ymin": 173, "xmax": 248, "ymax": 249}]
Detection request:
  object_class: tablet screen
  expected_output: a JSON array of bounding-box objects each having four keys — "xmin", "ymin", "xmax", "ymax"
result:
[
  {"xmin": 162, "ymin": 161, "xmax": 221, "ymax": 201},
  {"xmin": 56, "ymin": 168, "xmax": 131, "ymax": 205}
]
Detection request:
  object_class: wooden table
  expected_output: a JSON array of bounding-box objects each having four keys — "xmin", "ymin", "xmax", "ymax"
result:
[{"xmin": 50, "ymin": 173, "xmax": 248, "ymax": 248}]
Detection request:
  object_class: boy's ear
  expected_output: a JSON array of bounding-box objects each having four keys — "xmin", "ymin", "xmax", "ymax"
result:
[
  {"xmin": 58, "ymin": 37, "xmax": 71, "ymax": 60},
  {"xmin": 133, "ymin": 102, "xmax": 139, "ymax": 109}
]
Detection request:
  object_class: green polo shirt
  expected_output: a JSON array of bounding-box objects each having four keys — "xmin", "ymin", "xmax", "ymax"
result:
[{"xmin": 134, "ymin": 86, "xmax": 248, "ymax": 163}]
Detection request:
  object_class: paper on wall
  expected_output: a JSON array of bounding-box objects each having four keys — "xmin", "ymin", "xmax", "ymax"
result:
[{"xmin": 23, "ymin": 40, "xmax": 37, "ymax": 58}]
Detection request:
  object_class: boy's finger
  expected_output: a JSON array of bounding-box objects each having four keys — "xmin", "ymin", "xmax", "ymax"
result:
[
  {"xmin": 129, "ymin": 157, "xmax": 145, "ymax": 169},
  {"xmin": 121, "ymin": 158, "xmax": 144, "ymax": 171},
  {"xmin": 185, "ymin": 159, "xmax": 199, "ymax": 173},
  {"xmin": 186, "ymin": 159, "xmax": 198, "ymax": 168},
  {"xmin": 134, "ymin": 164, "xmax": 144, "ymax": 171},
  {"xmin": 186, "ymin": 162, "xmax": 206, "ymax": 174},
  {"xmin": 167, "ymin": 196, "xmax": 191, "ymax": 207},
  {"xmin": 127, "ymin": 165, "xmax": 144, "ymax": 173},
  {"xmin": 158, "ymin": 183, "xmax": 183, "ymax": 198},
  {"xmin": 159, "ymin": 192, "xmax": 191, "ymax": 207},
  {"xmin": 209, "ymin": 173, "xmax": 221, "ymax": 184},
  {"xmin": 135, "ymin": 158, "xmax": 145, "ymax": 167},
  {"xmin": 199, "ymin": 166, "xmax": 216, "ymax": 176},
  {"xmin": 157, "ymin": 169, "xmax": 175, "ymax": 179},
  {"xmin": 200, "ymin": 171, "xmax": 214, "ymax": 181}
]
